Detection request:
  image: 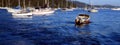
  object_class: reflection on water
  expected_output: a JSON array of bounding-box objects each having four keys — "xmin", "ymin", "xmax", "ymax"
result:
[
  {"xmin": 75, "ymin": 23, "xmax": 90, "ymax": 28},
  {"xmin": 0, "ymin": 9, "xmax": 120, "ymax": 45}
]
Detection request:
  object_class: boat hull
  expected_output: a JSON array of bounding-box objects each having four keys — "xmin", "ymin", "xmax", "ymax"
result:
[
  {"xmin": 12, "ymin": 13, "xmax": 32, "ymax": 16},
  {"xmin": 88, "ymin": 9, "xmax": 98, "ymax": 12},
  {"xmin": 32, "ymin": 9, "xmax": 55, "ymax": 15}
]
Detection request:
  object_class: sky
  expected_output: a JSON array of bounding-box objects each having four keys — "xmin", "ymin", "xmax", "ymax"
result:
[{"xmin": 77, "ymin": 0, "xmax": 120, "ymax": 6}]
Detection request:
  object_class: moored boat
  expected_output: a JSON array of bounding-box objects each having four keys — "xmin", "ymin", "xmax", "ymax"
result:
[
  {"xmin": 88, "ymin": 9, "xmax": 98, "ymax": 12},
  {"xmin": 32, "ymin": 8, "xmax": 55, "ymax": 15},
  {"xmin": 111, "ymin": 8, "xmax": 120, "ymax": 10}
]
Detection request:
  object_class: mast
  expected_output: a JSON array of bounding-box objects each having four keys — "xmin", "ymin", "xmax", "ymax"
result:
[
  {"xmin": 45, "ymin": 0, "xmax": 47, "ymax": 5},
  {"xmin": 61, "ymin": 0, "xmax": 63, "ymax": 8},
  {"xmin": 23, "ymin": 0, "xmax": 26, "ymax": 8},
  {"xmin": 51, "ymin": 0, "xmax": 54, "ymax": 8},
  {"xmin": 89, "ymin": 0, "xmax": 92, "ymax": 8},
  {"xmin": 6, "ymin": 0, "xmax": 7, "ymax": 7},
  {"xmin": 66, "ymin": 0, "xmax": 68, "ymax": 8},
  {"xmin": 71, "ymin": 0, "xmax": 74, "ymax": 8},
  {"xmin": 1, "ymin": 0, "xmax": 4, "ymax": 7},
  {"xmin": 18, "ymin": 0, "xmax": 20, "ymax": 6},
  {"xmin": 48, "ymin": 0, "xmax": 50, "ymax": 8},
  {"xmin": 28, "ymin": 0, "xmax": 31, "ymax": 7},
  {"xmin": 8, "ymin": 0, "xmax": 10, "ymax": 7},
  {"xmin": 56, "ymin": 0, "xmax": 59, "ymax": 8},
  {"xmin": 37, "ymin": 1, "xmax": 39, "ymax": 7},
  {"xmin": 45, "ymin": 0, "xmax": 47, "ymax": 7}
]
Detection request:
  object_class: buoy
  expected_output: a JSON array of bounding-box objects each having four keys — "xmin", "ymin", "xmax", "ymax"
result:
[{"xmin": 75, "ymin": 14, "xmax": 90, "ymax": 25}]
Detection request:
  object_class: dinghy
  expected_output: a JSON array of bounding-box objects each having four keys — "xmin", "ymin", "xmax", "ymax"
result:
[{"xmin": 75, "ymin": 14, "xmax": 90, "ymax": 24}]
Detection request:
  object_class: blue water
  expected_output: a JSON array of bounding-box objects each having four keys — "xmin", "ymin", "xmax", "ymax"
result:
[{"xmin": 0, "ymin": 9, "xmax": 120, "ymax": 45}]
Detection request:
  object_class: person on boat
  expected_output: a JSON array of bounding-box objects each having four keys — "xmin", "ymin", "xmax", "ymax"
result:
[{"xmin": 75, "ymin": 14, "xmax": 90, "ymax": 25}]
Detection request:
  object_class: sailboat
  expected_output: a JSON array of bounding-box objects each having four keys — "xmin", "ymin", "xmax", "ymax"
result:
[
  {"xmin": 0, "ymin": 0, "xmax": 11, "ymax": 10},
  {"xmin": 32, "ymin": 0, "xmax": 55, "ymax": 15},
  {"xmin": 7, "ymin": 0, "xmax": 21, "ymax": 13},
  {"xmin": 61, "ymin": 0, "xmax": 74, "ymax": 11},
  {"xmin": 0, "ymin": 0, "xmax": 4, "ymax": 9},
  {"xmin": 12, "ymin": 0, "xmax": 32, "ymax": 16},
  {"xmin": 87, "ymin": 0, "xmax": 98, "ymax": 12},
  {"xmin": 84, "ymin": 2, "xmax": 88, "ymax": 11}
]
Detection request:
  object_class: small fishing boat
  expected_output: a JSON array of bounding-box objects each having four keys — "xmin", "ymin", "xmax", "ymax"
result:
[{"xmin": 75, "ymin": 14, "xmax": 90, "ymax": 25}]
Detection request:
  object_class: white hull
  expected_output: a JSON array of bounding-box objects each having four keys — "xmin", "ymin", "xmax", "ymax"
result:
[
  {"xmin": 7, "ymin": 8, "xmax": 21, "ymax": 13},
  {"xmin": 12, "ymin": 15, "xmax": 32, "ymax": 19},
  {"xmin": 0, "ymin": 7, "xmax": 6, "ymax": 9},
  {"xmin": 32, "ymin": 9, "xmax": 55, "ymax": 15},
  {"xmin": 66, "ymin": 9, "xmax": 74, "ymax": 11},
  {"xmin": 62, "ymin": 8, "xmax": 74, "ymax": 11},
  {"xmin": 111, "ymin": 8, "xmax": 120, "ymax": 10},
  {"xmin": 12, "ymin": 12, "xmax": 32, "ymax": 16},
  {"xmin": 0, "ymin": 7, "xmax": 10, "ymax": 10},
  {"xmin": 88, "ymin": 9, "xmax": 98, "ymax": 12}
]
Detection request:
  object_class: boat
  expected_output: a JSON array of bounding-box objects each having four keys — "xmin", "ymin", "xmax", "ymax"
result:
[
  {"xmin": 11, "ymin": 0, "xmax": 32, "ymax": 16},
  {"xmin": 32, "ymin": 0, "xmax": 55, "ymax": 15},
  {"xmin": 111, "ymin": 8, "xmax": 120, "ymax": 10},
  {"xmin": 62, "ymin": 8, "xmax": 74, "ymax": 11},
  {"xmin": 7, "ymin": 0, "xmax": 22, "ymax": 13},
  {"xmin": 12, "ymin": 12, "xmax": 32, "ymax": 16},
  {"xmin": 75, "ymin": 14, "xmax": 90, "ymax": 25},
  {"xmin": 88, "ymin": 9, "xmax": 98, "ymax": 12},
  {"xmin": 61, "ymin": 0, "xmax": 74, "ymax": 11},
  {"xmin": 12, "ymin": 15, "xmax": 32, "ymax": 19},
  {"xmin": 7, "ymin": 8, "xmax": 21, "ymax": 13},
  {"xmin": 87, "ymin": 0, "xmax": 98, "ymax": 12},
  {"xmin": 32, "ymin": 8, "xmax": 55, "ymax": 15}
]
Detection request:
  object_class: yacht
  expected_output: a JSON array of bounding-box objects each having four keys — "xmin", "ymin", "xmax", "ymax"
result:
[
  {"xmin": 88, "ymin": 9, "xmax": 98, "ymax": 12},
  {"xmin": 11, "ymin": 0, "xmax": 32, "ymax": 16},
  {"xmin": 32, "ymin": 0, "xmax": 55, "ymax": 15},
  {"xmin": 32, "ymin": 8, "xmax": 55, "ymax": 15},
  {"xmin": 87, "ymin": 0, "xmax": 98, "ymax": 12},
  {"xmin": 7, "ymin": 0, "xmax": 22, "ymax": 13}
]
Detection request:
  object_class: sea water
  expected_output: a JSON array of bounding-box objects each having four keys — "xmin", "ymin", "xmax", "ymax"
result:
[{"xmin": 0, "ymin": 9, "xmax": 120, "ymax": 45}]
